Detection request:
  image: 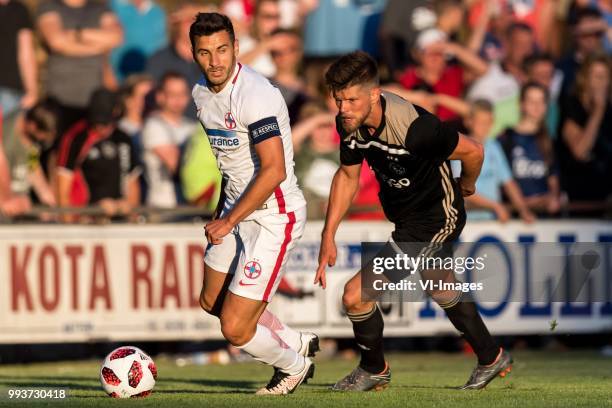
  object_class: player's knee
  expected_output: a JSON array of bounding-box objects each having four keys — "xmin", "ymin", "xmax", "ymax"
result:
[
  {"xmin": 342, "ymin": 281, "xmax": 361, "ymax": 311},
  {"xmin": 219, "ymin": 315, "xmax": 252, "ymax": 346}
]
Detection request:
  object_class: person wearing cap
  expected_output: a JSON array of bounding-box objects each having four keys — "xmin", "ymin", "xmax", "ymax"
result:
[
  {"xmin": 394, "ymin": 28, "xmax": 489, "ymax": 128},
  {"xmin": 56, "ymin": 88, "xmax": 141, "ymax": 222}
]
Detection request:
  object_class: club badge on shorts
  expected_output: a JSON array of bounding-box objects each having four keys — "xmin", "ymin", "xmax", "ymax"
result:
[{"xmin": 243, "ymin": 261, "xmax": 262, "ymax": 280}]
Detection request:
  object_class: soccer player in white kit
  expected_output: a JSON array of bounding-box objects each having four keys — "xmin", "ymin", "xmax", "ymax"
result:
[{"xmin": 190, "ymin": 13, "xmax": 317, "ymax": 395}]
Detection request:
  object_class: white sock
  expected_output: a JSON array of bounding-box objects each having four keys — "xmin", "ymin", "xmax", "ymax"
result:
[
  {"xmin": 237, "ymin": 324, "xmax": 305, "ymax": 375},
  {"xmin": 258, "ymin": 309, "xmax": 302, "ymax": 351}
]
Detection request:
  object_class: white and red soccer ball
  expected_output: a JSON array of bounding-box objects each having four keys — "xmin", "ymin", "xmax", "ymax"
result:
[{"xmin": 100, "ymin": 346, "xmax": 157, "ymax": 398}]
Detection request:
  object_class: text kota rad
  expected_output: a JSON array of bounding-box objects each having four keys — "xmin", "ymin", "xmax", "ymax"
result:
[{"xmin": 8, "ymin": 243, "xmax": 205, "ymax": 312}]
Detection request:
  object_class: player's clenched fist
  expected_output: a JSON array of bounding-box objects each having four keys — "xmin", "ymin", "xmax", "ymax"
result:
[
  {"xmin": 204, "ymin": 218, "xmax": 234, "ymax": 245},
  {"xmin": 458, "ymin": 177, "xmax": 476, "ymax": 197},
  {"xmin": 315, "ymin": 237, "xmax": 337, "ymax": 289}
]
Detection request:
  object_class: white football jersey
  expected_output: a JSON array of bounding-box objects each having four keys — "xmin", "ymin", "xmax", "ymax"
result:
[{"xmin": 192, "ymin": 62, "xmax": 306, "ymax": 220}]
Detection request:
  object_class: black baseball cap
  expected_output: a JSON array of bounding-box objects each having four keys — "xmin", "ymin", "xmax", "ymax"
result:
[{"xmin": 88, "ymin": 88, "xmax": 121, "ymax": 125}]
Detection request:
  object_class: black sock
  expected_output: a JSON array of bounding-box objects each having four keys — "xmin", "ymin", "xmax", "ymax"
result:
[
  {"xmin": 441, "ymin": 294, "xmax": 500, "ymax": 365},
  {"xmin": 347, "ymin": 305, "xmax": 386, "ymax": 374}
]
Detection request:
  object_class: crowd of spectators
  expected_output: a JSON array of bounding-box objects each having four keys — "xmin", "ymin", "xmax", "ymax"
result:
[{"xmin": 0, "ymin": 0, "xmax": 610, "ymax": 223}]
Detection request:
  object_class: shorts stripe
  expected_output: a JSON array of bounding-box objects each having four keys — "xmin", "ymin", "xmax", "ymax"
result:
[
  {"xmin": 262, "ymin": 211, "xmax": 296, "ymax": 302},
  {"xmin": 274, "ymin": 186, "xmax": 286, "ymax": 214}
]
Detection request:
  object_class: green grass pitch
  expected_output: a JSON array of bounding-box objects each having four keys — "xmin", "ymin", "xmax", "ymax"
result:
[{"xmin": 0, "ymin": 351, "xmax": 610, "ymax": 407}]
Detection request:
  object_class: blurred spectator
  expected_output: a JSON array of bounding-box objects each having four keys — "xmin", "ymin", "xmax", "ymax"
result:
[
  {"xmin": 524, "ymin": 53, "xmax": 563, "ymax": 136},
  {"xmin": 379, "ymin": 0, "xmax": 434, "ymax": 79},
  {"xmin": 467, "ymin": 0, "xmax": 513, "ymax": 62},
  {"xmin": 239, "ymin": 0, "xmax": 282, "ymax": 77},
  {"xmin": 56, "ymin": 89, "xmax": 141, "ymax": 222},
  {"xmin": 558, "ymin": 7, "xmax": 608, "ymax": 100},
  {"xmin": 180, "ymin": 126, "xmax": 222, "ymax": 212},
  {"xmin": 291, "ymin": 103, "xmax": 337, "ymax": 219},
  {"xmin": 142, "ymin": 72, "xmax": 196, "ymax": 208},
  {"xmin": 303, "ymin": 0, "xmax": 386, "ymax": 58},
  {"xmin": 350, "ymin": 162, "xmax": 385, "ymax": 220},
  {"xmin": 37, "ymin": 0, "xmax": 123, "ymax": 135},
  {"xmin": 110, "ymin": 0, "xmax": 167, "ymax": 80},
  {"xmin": 498, "ymin": 82, "xmax": 561, "ymax": 215},
  {"xmin": 466, "ymin": 22, "xmax": 536, "ymax": 136},
  {"xmin": 459, "ymin": 99, "xmax": 536, "ymax": 223},
  {"xmin": 0, "ymin": 100, "xmax": 60, "ymax": 217},
  {"xmin": 557, "ymin": 53, "xmax": 612, "ymax": 204},
  {"xmin": 147, "ymin": 3, "xmax": 209, "ymax": 119},
  {"xmin": 277, "ymin": 0, "xmax": 317, "ymax": 29},
  {"xmin": 118, "ymin": 74, "xmax": 154, "ymax": 157},
  {"xmin": 502, "ymin": 23, "xmax": 537, "ymax": 85},
  {"xmin": 435, "ymin": 0, "xmax": 465, "ymax": 39},
  {"xmin": 594, "ymin": 0, "xmax": 612, "ymax": 53},
  {"xmin": 269, "ymin": 28, "xmax": 310, "ymax": 124},
  {"xmin": 466, "ymin": 61, "xmax": 520, "ymax": 138},
  {"xmin": 0, "ymin": 0, "xmax": 38, "ymax": 117},
  {"xmin": 221, "ymin": 0, "xmax": 254, "ymax": 39},
  {"xmin": 396, "ymin": 28, "xmax": 489, "ymax": 124},
  {"xmin": 467, "ymin": 0, "xmax": 556, "ymax": 52}
]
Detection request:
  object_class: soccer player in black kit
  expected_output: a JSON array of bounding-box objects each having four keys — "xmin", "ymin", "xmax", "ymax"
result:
[{"xmin": 314, "ymin": 51, "xmax": 513, "ymax": 391}]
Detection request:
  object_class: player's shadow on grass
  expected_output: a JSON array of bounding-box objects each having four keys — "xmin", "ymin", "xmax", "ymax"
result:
[
  {"xmin": 161, "ymin": 377, "xmax": 259, "ymax": 391},
  {"xmin": 155, "ymin": 389, "xmax": 255, "ymax": 395},
  {"xmin": 391, "ymin": 384, "xmax": 462, "ymax": 390}
]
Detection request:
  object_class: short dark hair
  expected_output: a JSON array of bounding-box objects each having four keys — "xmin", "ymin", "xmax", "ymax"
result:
[
  {"xmin": 574, "ymin": 6, "xmax": 603, "ymax": 25},
  {"xmin": 158, "ymin": 71, "xmax": 188, "ymax": 91},
  {"xmin": 88, "ymin": 89, "xmax": 121, "ymax": 126},
  {"xmin": 523, "ymin": 53, "xmax": 554, "ymax": 72},
  {"xmin": 189, "ymin": 12, "xmax": 235, "ymax": 49},
  {"xmin": 325, "ymin": 51, "xmax": 379, "ymax": 93},
  {"xmin": 25, "ymin": 99, "xmax": 60, "ymax": 135},
  {"xmin": 470, "ymin": 99, "xmax": 494, "ymax": 115},
  {"xmin": 520, "ymin": 81, "xmax": 549, "ymax": 102},
  {"xmin": 506, "ymin": 22, "xmax": 533, "ymax": 39}
]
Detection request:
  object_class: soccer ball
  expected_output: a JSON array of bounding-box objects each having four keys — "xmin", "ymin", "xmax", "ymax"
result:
[{"xmin": 100, "ymin": 346, "xmax": 157, "ymax": 398}]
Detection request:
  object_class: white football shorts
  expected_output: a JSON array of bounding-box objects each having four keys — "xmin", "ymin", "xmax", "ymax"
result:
[{"xmin": 204, "ymin": 206, "xmax": 306, "ymax": 302}]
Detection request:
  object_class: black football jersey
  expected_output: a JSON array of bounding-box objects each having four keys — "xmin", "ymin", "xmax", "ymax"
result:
[{"xmin": 338, "ymin": 92, "xmax": 465, "ymax": 226}]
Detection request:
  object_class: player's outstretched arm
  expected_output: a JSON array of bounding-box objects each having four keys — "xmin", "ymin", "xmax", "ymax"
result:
[
  {"xmin": 448, "ymin": 134, "xmax": 484, "ymax": 197},
  {"xmin": 315, "ymin": 163, "xmax": 361, "ymax": 288},
  {"xmin": 205, "ymin": 136, "xmax": 286, "ymax": 244}
]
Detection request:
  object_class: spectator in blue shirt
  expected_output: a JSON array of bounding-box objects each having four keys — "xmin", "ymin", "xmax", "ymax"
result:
[
  {"xmin": 110, "ymin": 0, "xmax": 167, "ymax": 81},
  {"xmin": 498, "ymin": 82, "xmax": 561, "ymax": 215},
  {"xmin": 456, "ymin": 99, "xmax": 535, "ymax": 223}
]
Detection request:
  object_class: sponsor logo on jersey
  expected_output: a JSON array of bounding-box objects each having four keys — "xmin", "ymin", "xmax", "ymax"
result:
[
  {"xmin": 379, "ymin": 172, "xmax": 411, "ymax": 189},
  {"xmin": 206, "ymin": 128, "xmax": 240, "ymax": 148}
]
